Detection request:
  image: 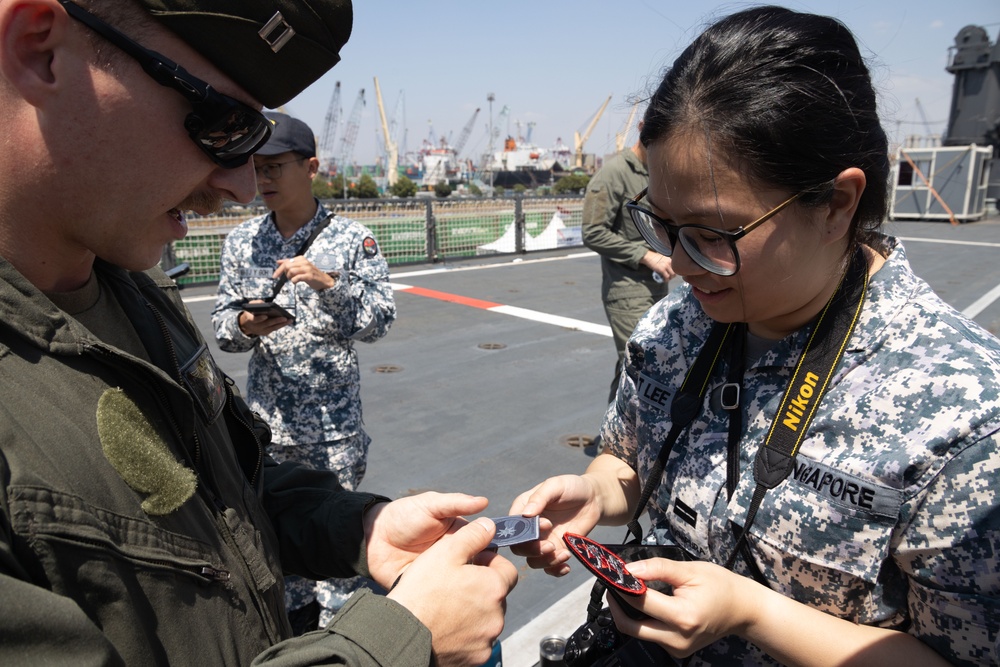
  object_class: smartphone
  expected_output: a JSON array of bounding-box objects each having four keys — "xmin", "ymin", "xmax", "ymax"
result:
[{"xmin": 242, "ymin": 301, "xmax": 294, "ymax": 320}]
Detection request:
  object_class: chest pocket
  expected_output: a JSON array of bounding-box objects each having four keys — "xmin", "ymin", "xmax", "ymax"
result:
[
  {"xmin": 634, "ymin": 372, "xmax": 729, "ymax": 560},
  {"xmin": 657, "ymin": 430, "xmax": 729, "ymax": 560},
  {"xmin": 311, "ymin": 251, "xmax": 344, "ymax": 273},
  {"xmin": 10, "ymin": 485, "xmax": 225, "ymax": 599},
  {"xmin": 731, "ymin": 454, "xmax": 901, "ymax": 577},
  {"xmin": 725, "ymin": 455, "xmax": 903, "ymax": 621}
]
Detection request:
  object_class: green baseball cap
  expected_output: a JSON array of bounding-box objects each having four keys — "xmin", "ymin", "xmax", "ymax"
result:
[{"xmin": 137, "ymin": 0, "xmax": 352, "ymax": 108}]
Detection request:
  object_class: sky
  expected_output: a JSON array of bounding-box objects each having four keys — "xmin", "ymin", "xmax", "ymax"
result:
[{"xmin": 277, "ymin": 0, "xmax": 999, "ymax": 168}]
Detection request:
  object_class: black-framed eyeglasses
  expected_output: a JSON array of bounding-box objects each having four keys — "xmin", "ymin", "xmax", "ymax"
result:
[
  {"xmin": 626, "ymin": 187, "xmax": 806, "ymax": 276},
  {"xmin": 254, "ymin": 157, "xmax": 308, "ymax": 181},
  {"xmin": 60, "ymin": 0, "xmax": 272, "ymax": 169}
]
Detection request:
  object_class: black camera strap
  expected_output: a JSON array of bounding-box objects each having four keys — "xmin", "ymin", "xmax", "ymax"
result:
[
  {"xmin": 586, "ymin": 321, "xmax": 736, "ymax": 622},
  {"xmin": 722, "ymin": 324, "xmax": 773, "ymax": 587},
  {"xmin": 624, "ymin": 321, "xmax": 737, "ymax": 544}
]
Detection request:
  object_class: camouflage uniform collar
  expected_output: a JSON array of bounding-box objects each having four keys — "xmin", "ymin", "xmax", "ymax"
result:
[
  {"xmin": 268, "ymin": 198, "xmax": 328, "ymax": 244},
  {"xmin": 290, "ymin": 201, "xmax": 334, "ymax": 244},
  {"xmin": 851, "ymin": 234, "xmax": 907, "ymax": 354}
]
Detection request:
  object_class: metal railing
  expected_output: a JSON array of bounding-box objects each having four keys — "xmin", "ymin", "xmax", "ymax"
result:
[{"xmin": 162, "ymin": 194, "xmax": 585, "ymax": 286}]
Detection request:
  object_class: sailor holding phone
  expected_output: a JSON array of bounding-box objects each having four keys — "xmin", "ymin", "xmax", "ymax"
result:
[{"xmin": 212, "ymin": 113, "xmax": 397, "ymax": 632}]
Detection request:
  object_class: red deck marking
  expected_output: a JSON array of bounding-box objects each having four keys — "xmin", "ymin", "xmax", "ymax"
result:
[{"xmin": 397, "ymin": 285, "xmax": 502, "ymax": 310}]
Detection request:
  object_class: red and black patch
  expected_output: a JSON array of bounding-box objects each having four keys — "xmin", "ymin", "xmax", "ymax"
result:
[
  {"xmin": 564, "ymin": 533, "xmax": 646, "ymax": 595},
  {"xmin": 362, "ymin": 236, "xmax": 379, "ymax": 257}
]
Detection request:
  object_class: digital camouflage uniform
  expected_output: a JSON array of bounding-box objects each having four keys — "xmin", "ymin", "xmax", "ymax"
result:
[
  {"xmin": 603, "ymin": 237, "xmax": 1000, "ymax": 666},
  {"xmin": 582, "ymin": 147, "xmax": 670, "ymax": 403},
  {"xmin": 213, "ymin": 201, "xmax": 396, "ymax": 624}
]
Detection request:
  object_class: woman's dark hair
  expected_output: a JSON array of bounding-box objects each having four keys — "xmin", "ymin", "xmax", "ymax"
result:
[{"xmin": 640, "ymin": 6, "xmax": 890, "ymax": 252}]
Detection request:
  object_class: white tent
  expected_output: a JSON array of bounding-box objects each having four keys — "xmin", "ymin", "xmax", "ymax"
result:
[{"xmin": 477, "ymin": 212, "xmax": 572, "ymax": 254}]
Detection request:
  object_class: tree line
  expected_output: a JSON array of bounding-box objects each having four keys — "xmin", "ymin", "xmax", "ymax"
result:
[{"xmin": 311, "ymin": 172, "xmax": 591, "ymax": 200}]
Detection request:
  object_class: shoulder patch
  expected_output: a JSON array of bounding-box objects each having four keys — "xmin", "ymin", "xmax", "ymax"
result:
[{"xmin": 362, "ymin": 236, "xmax": 379, "ymax": 257}]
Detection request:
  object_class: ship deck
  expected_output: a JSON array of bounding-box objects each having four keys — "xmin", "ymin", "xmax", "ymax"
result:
[{"xmin": 181, "ymin": 213, "xmax": 1000, "ymax": 666}]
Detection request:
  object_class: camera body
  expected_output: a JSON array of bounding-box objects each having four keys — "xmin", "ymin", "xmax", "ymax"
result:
[
  {"xmin": 563, "ymin": 607, "xmax": 623, "ymax": 666},
  {"xmin": 563, "ymin": 609, "xmax": 674, "ymax": 667}
]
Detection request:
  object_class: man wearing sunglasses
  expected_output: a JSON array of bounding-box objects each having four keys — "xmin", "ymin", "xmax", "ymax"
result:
[{"xmin": 0, "ymin": 2, "xmax": 515, "ymax": 666}]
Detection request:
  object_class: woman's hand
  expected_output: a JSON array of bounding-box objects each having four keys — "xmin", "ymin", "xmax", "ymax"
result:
[
  {"xmin": 607, "ymin": 558, "xmax": 756, "ymax": 658},
  {"xmin": 508, "ymin": 474, "xmax": 604, "ymax": 575},
  {"xmin": 608, "ymin": 558, "xmax": 953, "ymax": 667},
  {"xmin": 509, "ymin": 455, "xmax": 640, "ymax": 576}
]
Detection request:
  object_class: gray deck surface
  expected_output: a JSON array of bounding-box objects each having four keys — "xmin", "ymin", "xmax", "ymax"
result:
[{"xmin": 180, "ymin": 214, "xmax": 1000, "ymax": 665}]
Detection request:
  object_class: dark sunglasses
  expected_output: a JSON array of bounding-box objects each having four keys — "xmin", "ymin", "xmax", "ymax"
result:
[
  {"xmin": 60, "ymin": 0, "xmax": 272, "ymax": 169},
  {"xmin": 626, "ymin": 187, "xmax": 806, "ymax": 276}
]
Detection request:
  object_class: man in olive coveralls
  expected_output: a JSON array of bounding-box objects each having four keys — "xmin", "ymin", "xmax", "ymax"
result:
[
  {"xmin": 0, "ymin": 1, "xmax": 515, "ymax": 665},
  {"xmin": 582, "ymin": 135, "xmax": 675, "ymax": 429}
]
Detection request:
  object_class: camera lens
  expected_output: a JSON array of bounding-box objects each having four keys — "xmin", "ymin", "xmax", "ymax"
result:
[{"xmin": 539, "ymin": 635, "xmax": 567, "ymax": 666}]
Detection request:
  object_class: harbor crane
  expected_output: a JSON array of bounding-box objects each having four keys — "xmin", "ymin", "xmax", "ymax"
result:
[
  {"xmin": 318, "ymin": 82, "xmax": 341, "ymax": 173},
  {"xmin": 373, "ymin": 77, "xmax": 398, "ymax": 186},
  {"xmin": 478, "ymin": 104, "xmax": 509, "ymax": 175},
  {"xmin": 453, "ymin": 107, "xmax": 480, "ymax": 159},
  {"xmin": 388, "ymin": 91, "xmax": 406, "ymax": 163},
  {"xmin": 615, "ymin": 100, "xmax": 640, "ymax": 153},
  {"xmin": 575, "ymin": 94, "xmax": 612, "ymax": 170},
  {"xmin": 494, "ymin": 105, "xmax": 510, "ymax": 144},
  {"xmin": 339, "ymin": 87, "xmax": 365, "ymax": 179}
]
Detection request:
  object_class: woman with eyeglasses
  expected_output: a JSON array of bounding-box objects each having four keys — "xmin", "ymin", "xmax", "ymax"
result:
[{"xmin": 510, "ymin": 6, "xmax": 999, "ymax": 666}]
